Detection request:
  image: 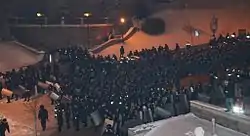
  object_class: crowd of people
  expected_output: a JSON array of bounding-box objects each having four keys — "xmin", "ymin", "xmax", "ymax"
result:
[{"xmin": 0, "ymin": 32, "xmax": 250, "ymax": 135}]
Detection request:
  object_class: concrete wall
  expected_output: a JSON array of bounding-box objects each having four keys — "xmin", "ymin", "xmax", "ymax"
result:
[
  {"xmin": 10, "ymin": 24, "xmax": 113, "ymax": 50},
  {"xmin": 190, "ymin": 101, "xmax": 250, "ymax": 135}
]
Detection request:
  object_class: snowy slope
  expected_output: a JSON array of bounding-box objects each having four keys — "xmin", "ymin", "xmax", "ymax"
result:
[
  {"xmin": 97, "ymin": 8, "xmax": 250, "ymax": 56},
  {"xmin": 0, "ymin": 42, "xmax": 43, "ymax": 72}
]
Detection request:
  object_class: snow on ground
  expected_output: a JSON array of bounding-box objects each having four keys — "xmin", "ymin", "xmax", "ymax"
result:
[
  {"xmin": 98, "ymin": 8, "xmax": 250, "ymax": 56},
  {"xmin": 0, "ymin": 42, "xmax": 43, "ymax": 72},
  {"xmin": 142, "ymin": 113, "xmax": 247, "ymax": 136},
  {"xmin": 0, "ymin": 95, "xmax": 55, "ymax": 136},
  {"xmin": 0, "ymin": 95, "xmax": 102, "ymax": 136},
  {"xmin": 0, "ymin": 42, "xmax": 100, "ymax": 136},
  {"xmin": 1, "ymin": 3, "xmax": 250, "ymax": 136}
]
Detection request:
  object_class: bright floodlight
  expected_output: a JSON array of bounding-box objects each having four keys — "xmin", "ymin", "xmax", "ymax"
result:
[
  {"xmin": 84, "ymin": 12, "xmax": 91, "ymax": 17},
  {"xmin": 231, "ymin": 34, "xmax": 235, "ymax": 38},
  {"xmin": 232, "ymin": 106, "xmax": 244, "ymax": 114},
  {"xmin": 246, "ymin": 35, "xmax": 250, "ymax": 39},
  {"xmin": 120, "ymin": 18, "xmax": 125, "ymax": 23},
  {"xmin": 36, "ymin": 12, "xmax": 42, "ymax": 17}
]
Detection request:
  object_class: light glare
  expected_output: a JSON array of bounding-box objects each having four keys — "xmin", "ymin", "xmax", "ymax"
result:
[{"xmin": 232, "ymin": 106, "xmax": 244, "ymax": 114}]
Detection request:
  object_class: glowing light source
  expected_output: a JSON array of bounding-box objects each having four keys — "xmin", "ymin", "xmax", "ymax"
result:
[
  {"xmin": 84, "ymin": 12, "xmax": 91, "ymax": 17},
  {"xmin": 232, "ymin": 106, "xmax": 244, "ymax": 114},
  {"xmin": 36, "ymin": 12, "xmax": 42, "ymax": 17},
  {"xmin": 120, "ymin": 18, "xmax": 125, "ymax": 23}
]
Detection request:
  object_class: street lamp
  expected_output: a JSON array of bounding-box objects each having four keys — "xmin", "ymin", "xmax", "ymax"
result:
[
  {"xmin": 36, "ymin": 12, "xmax": 47, "ymax": 25},
  {"xmin": 84, "ymin": 12, "xmax": 92, "ymax": 47},
  {"xmin": 84, "ymin": 13, "xmax": 91, "ymax": 17},
  {"xmin": 120, "ymin": 17, "xmax": 126, "ymax": 41},
  {"xmin": 36, "ymin": 13, "xmax": 42, "ymax": 17},
  {"xmin": 120, "ymin": 18, "xmax": 125, "ymax": 24}
]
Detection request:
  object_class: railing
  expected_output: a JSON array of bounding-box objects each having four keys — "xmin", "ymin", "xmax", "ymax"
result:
[
  {"xmin": 8, "ymin": 17, "xmax": 114, "ymax": 25},
  {"xmin": 89, "ymin": 27, "xmax": 138, "ymax": 53}
]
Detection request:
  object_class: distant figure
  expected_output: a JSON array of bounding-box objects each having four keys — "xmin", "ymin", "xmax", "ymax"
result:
[
  {"xmin": 65, "ymin": 103, "xmax": 71, "ymax": 129},
  {"xmin": 223, "ymin": 82, "xmax": 235, "ymax": 112},
  {"xmin": 23, "ymin": 89, "xmax": 31, "ymax": 102},
  {"xmin": 61, "ymin": 17, "xmax": 65, "ymax": 25},
  {"xmin": 120, "ymin": 46, "xmax": 125, "ymax": 58},
  {"xmin": 56, "ymin": 103, "xmax": 64, "ymax": 132},
  {"xmin": 175, "ymin": 43, "xmax": 180, "ymax": 51},
  {"xmin": 102, "ymin": 124, "xmax": 116, "ymax": 136},
  {"xmin": 0, "ymin": 118, "xmax": 10, "ymax": 136},
  {"xmin": 0, "ymin": 84, "xmax": 2, "ymax": 100},
  {"xmin": 38, "ymin": 105, "xmax": 49, "ymax": 131}
]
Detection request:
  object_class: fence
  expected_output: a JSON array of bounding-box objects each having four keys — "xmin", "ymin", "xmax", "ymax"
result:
[{"xmin": 8, "ymin": 17, "xmax": 114, "ymax": 25}]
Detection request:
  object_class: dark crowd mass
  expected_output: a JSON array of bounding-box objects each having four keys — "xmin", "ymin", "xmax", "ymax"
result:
[{"xmin": 1, "ymin": 32, "xmax": 250, "ymax": 136}]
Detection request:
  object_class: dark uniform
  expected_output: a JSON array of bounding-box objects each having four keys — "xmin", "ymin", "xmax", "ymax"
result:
[
  {"xmin": 5, "ymin": 78, "xmax": 11, "ymax": 103},
  {"xmin": 0, "ymin": 118, "xmax": 10, "ymax": 136},
  {"xmin": 224, "ymin": 83, "xmax": 235, "ymax": 111},
  {"xmin": 103, "ymin": 124, "xmax": 116, "ymax": 136},
  {"xmin": 120, "ymin": 46, "xmax": 125, "ymax": 58},
  {"xmin": 0, "ymin": 82, "xmax": 2, "ymax": 100},
  {"xmin": 64, "ymin": 103, "xmax": 71, "ymax": 129},
  {"xmin": 80, "ymin": 105, "xmax": 87, "ymax": 127},
  {"xmin": 38, "ymin": 105, "xmax": 49, "ymax": 131},
  {"xmin": 23, "ymin": 84, "xmax": 31, "ymax": 102},
  {"xmin": 72, "ymin": 104, "xmax": 80, "ymax": 131},
  {"xmin": 57, "ymin": 107, "xmax": 64, "ymax": 132}
]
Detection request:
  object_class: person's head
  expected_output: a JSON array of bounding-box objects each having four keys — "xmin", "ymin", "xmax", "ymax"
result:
[
  {"xmin": 2, "ymin": 118, "xmax": 7, "ymax": 122},
  {"xmin": 40, "ymin": 105, "xmax": 45, "ymax": 109}
]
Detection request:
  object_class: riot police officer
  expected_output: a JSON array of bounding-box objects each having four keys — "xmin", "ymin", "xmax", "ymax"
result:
[
  {"xmin": 56, "ymin": 104, "xmax": 64, "ymax": 132},
  {"xmin": 72, "ymin": 103, "xmax": 80, "ymax": 131},
  {"xmin": 80, "ymin": 104, "xmax": 87, "ymax": 127},
  {"xmin": 64, "ymin": 103, "xmax": 71, "ymax": 129}
]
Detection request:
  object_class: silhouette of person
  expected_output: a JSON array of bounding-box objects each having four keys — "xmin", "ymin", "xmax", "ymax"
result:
[
  {"xmin": 65, "ymin": 103, "xmax": 71, "ymax": 129},
  {"xmin": 56, "ymin": 103, "xmax": 64, "ymax": 132},
  {"xmin": 120, "ymin": 46, "xmax": 125, "ymax": 58},
  {"xmin": 0, "ymin": 118, "xmax": 10, "ymax": 136},
  {"xmin": 38, "ymin": 105, "xmax": 49, "ymax": 131}
]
